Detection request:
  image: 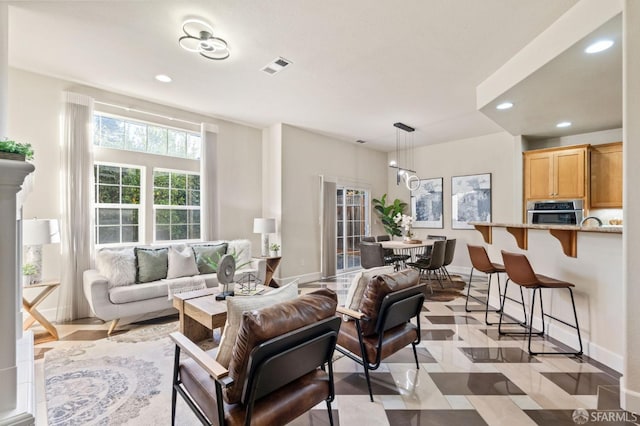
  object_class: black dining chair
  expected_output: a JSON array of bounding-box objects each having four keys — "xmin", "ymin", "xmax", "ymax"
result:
[
  {"xmin": 408, "ymin": 239, "xmax": 446, "ymax": 291},
  {"xmin": 417, "ymin": 235, "xmax": 447, "ymax": 261},
  {"xmin": 359, "ymin": 241, "xmax": 386, "ymax": 269},
  {"xmin": 376, "ymin": 235, "xmax": 410, "ymax": 270}
]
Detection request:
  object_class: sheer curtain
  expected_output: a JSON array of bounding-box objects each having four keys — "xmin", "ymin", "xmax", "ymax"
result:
[
  {"xmin": 200, "ymin": 123, "xmax": 219, "ymax": 241},
  {"xmin": 58, "ymin": 92, "xmax": 94, "ymax": 321},
  {"xmin": 320, "ymin": 176, "xmax": 337, "ymax": 279}
]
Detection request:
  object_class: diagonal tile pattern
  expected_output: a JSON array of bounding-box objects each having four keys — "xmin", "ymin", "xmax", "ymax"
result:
[{"xmin": 32, "ymin": 271, "xmax": 632, "ymax": 425}]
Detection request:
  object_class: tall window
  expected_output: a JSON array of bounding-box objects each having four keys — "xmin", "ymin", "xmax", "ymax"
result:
[
  {"xmin": 94, "ymin": 164, "xmax": 142, "ymax": 245},
  {"xmin": 336, "ymin": 188, "xmax": 369, "ymax": 272},
  {"xmin": 153, "ymin": 169, "xmax": 201, "ymax": 241},
  {"xmin": 93, "ymin": 113, "xmax": 201, "ymax": 160}
]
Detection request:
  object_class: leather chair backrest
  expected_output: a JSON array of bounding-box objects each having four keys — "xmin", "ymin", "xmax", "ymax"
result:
[
  {"xmin": 361, "ymin": 236, "xmax": 376, "ymax": 242},
  {"xmin": 375, "ymin": 235, "xmax": 390, "ymax": 242},
  {"xmin": 443, "ymin": 239, "xmax": 457, "ymax": 266},
  {"xmin": 359, "ymin": 241, "xmax": 385, "ymax": 269},
  {"xmin": 427, "ymin": 235, "xmax": 447, "ymax": 240},
  {"xmin": 428, "ymin": 240, "xmax": 446, "ymax": 269},
  {"xmin": 358, "ymin": 268, "xmax": 419, "ymax": 336},
  {"xmin": 376, "ymin": 285, "xmax": 425, "ymax": 334},
  {"xmin": 243, "ymin": 316, "xmax": 341, "ymax": 403},
  {"xmin": 467, "ymin": 244, "xmax": 494, "ymax": 273},
  {"xmin": 501, "ymin": 251, "xmax": 539, "ymax": 286}
]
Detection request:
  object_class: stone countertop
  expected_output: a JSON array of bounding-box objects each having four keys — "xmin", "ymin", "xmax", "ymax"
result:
[{"xmin": 468, "ymin": 222, "xmax": 623, "ymax": 234}]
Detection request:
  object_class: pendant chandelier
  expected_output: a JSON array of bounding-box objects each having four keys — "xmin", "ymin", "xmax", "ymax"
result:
[{"xmin": 389, "ymin": 122, "xmax": 420, "ymax": 191}]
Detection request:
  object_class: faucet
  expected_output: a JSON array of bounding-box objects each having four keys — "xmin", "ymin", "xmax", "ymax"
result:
[{"xmin": 580, "ymin": 216, "xmax": 603, "ymax": 227}]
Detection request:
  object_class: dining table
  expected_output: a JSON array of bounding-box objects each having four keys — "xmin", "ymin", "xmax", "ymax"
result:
[{"xmin": 379, "ymin": 239, "xmax": 435, "ymax": 263}]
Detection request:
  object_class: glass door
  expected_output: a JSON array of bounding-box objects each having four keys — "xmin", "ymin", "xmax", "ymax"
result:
[{"xmin": 336, "ymin": 187, "xmax": 369, "ymax": 272}]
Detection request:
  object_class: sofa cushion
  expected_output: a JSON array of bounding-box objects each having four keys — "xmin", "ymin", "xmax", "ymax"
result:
[
  {"xmin": 135, "ymin": 247, "xmax": 169, "ymax": 283},
  {"xmin": 109, "ymin": 280, "xmax": 170, "ymax": 304},
  {"xmin": 191, "ymin": 243, "xmax": 228, "ymax": 274},
  {"xmin": 215, "ymin": 280, "xmax": 299, "ymax": 369},
  {"xmin": 166, "ymin": 246, "xmax": 199, "ymax": 279},
  {"xmin": 343, "ymin": 266, "xmax": 394, "ymax": 312},
  {"xmin": 223, "ymin": 288, "xmax": 338, "ymax": 404},
  {"xmin": 95, "ymin": 248, "xmax": 136, "ymax": 288},
  {"xmin": 358, "ymin": 268, "xmax": 419, "ymax": 336}
]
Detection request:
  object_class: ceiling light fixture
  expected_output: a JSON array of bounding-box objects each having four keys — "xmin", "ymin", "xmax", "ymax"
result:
[
  {"xmin": 155, "ymin": 74, "xmax": 172, "ymax": 83},
  {"xmin": 179, "ymin": 18, "xmax": 230, "ymax": 60},
  {"xmin": 388, "ymin": 122, "xmax": 420, "ymax": 191},
  {"xmin": 556, "ymin": 121, "xmax": 572, "ymax": 128},
  {"xmin": 496, "ymin": 101, "xmax": 514, "ymax": 110},
  {"xmin": 585, "ymin": 40, "xmax": 614, "ymax": 54}
]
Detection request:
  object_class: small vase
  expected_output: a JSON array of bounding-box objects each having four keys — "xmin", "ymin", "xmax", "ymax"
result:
[{"xmin": 270, "ymin": 250, "xmax": 279, "ymax": 257}]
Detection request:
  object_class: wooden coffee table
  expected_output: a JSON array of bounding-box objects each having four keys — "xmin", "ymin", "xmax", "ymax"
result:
[
  {"xmin": 172, "ymin": 285, "xmax": 271, "ymax": 342},
  {"xmin": 173, "ymin": 288, "xmax": 228, "ymax": 342}
]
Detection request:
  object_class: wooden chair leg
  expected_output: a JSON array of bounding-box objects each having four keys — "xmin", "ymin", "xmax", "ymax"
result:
[{"xmin": 107, "ymin": 319, "xmax": 119, "ymax": 335}]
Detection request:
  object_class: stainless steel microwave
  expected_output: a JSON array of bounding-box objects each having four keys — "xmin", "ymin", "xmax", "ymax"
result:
[{"xmin": 526, "ymin": 200, "xmax": 584, "ymax": 225}]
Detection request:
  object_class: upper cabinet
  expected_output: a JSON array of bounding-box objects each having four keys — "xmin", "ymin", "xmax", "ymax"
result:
[
  {"xmin": 590, "ymin": 142, "xmax": 623, "ymax": 208},
  {"xmin": 524, "ymin": 146, "xmax": 587, "ymax": 201}
]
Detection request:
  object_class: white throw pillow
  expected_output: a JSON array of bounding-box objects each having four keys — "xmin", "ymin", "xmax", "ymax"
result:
[
  {"xmin": 343, "ymin": 266, "xmax": 394, "ymax": 312},
  {"xmin": 166, "ymin": 246, "xmax": 200, "ymax": 279},
  {"xmin": 95, "ymin": 248, "xmax": 136, "ymax": 289},
  {"xmin": 215, "ymin": 279, "xmax": 299, "ymax": 368}
]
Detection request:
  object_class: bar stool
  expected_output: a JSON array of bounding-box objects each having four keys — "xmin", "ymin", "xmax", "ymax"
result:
[
  {"xmin": 499, "ymin": 250, "xmax": 583, "ymax": 356},
  {"xmin": 466, "ymin": 244, "xmax": 527, "ymax": 326}
]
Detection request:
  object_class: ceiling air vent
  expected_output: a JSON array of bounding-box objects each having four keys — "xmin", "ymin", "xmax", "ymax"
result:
[
  {"xmin": 356, "ymin": 140, "xmax": 366, "ymax": 144},
  {"xmin": 261, "ymin": 57, "xmax": 292, "ymax": 75}
]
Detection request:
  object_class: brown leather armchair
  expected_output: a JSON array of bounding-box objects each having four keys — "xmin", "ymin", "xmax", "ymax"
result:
[
  {"xmin": 336, "ymin": 269, "xmax": 425, "ymax": 401},
  {"xmin": 170, "ymin": 289, "xmax": 341, "ymax": 425}
]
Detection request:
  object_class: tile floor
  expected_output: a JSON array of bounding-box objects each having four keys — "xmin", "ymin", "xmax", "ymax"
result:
[{"xmin": 32, "ymin": 272, "xmax": 636, "ymax": 425}]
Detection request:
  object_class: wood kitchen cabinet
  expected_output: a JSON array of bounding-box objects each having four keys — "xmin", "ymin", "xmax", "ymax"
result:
[
  {"xmin": 524, "ymin": 145, "xmax": 588, "ymax": 201},
  {"xmin": 590, "ymin": 142, "xmax": 622, "ymax": 208}
]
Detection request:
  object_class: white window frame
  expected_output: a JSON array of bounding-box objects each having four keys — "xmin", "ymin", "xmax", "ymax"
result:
[
  {"xmin": 94, "ymin": 161, "xmax": 146, "ymax": 247},
  {"xmin": 152, "ymin": 167, "xmax": 201, "ymax": 243}
]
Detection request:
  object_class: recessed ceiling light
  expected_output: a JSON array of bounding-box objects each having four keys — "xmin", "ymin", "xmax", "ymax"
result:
[
  {"xmin": 556, "ymin": 121, "xmax": 572, "ymax": 128},
  {"xmin": 585, "ymin": 40, "xmax": 614, "ymax": 54},
  {"xmin": 155, "ymin": 74, "xmax": 172, "ymax": 83},
  {"xmin": 496, "ymin": 101, "xmax": 514, "ymax": 110}
]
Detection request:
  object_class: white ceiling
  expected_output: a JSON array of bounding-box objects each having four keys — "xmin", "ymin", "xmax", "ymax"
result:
[{"xmin": 8, "ymin": 0, "xmax": 580, "ymax": 151}]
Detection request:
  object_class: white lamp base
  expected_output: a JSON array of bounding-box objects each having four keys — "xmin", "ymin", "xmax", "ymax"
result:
[{"xmin": 261, "ymin": 233, "xmax": 270, "ymax": 257}]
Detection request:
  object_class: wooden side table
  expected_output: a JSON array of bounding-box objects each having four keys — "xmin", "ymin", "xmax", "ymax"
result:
[
  {"xmin": 262, "ymin": 256, "xmax": 282, "ymax": 287},
  {"xmin": 23, "ymin": 280, "xmax": 60, "ymax": 344}
]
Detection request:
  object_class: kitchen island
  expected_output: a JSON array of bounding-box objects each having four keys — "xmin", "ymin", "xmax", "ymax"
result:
[
  {"xmin": 469, "ymin": 221, "xmax": 622, "ymax": 257},
  {"xmin": 468, "ymin": 221, "xmax": 623, "ymax": 371}
]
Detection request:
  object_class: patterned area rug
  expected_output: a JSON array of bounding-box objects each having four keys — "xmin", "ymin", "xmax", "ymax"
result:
[
  {"xmin": 44, "ymin": 323, "xmax": 202, "ymax": 426},
  {"xmin": 423, "ymin": 274, "xmax": 468, "ymax": 302}
]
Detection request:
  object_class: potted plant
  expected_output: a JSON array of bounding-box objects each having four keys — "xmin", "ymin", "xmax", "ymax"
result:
[
  {"xmin": 269, "ymin": 243, "xmax": 280, "ymax": 257},
  {"xmin": 372, "ymin": 194, "xmax": 408, "ymax": 237},
  {"xmin": 0, "ymin": 139, "xmax": 34, "ymax": 161},
  {"xmin": 22, "ymin": 263, "xmax": 38, "ymax": 285}
]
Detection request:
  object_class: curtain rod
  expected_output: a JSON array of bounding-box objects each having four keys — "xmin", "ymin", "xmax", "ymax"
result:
[{"xmin": 94, "ymin": 100, "xmax": 201, "ymax": 127}]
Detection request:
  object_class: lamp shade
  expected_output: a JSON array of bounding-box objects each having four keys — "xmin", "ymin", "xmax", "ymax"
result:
[
  {"xmin": 253, "ymin": 218, "xmax": 276, "ymax": 234},
  {"xmin": 23, "ymin": 219, "xmax": 60, "ymax": 245}
]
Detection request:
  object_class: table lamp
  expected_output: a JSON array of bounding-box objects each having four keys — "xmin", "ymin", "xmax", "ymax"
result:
[
  {"xmin": 22, "ymin": 218, "xmax": 60, "ymax": 284},
  {"xmin": 253, "ymin": 218, "xmax": 276, "ymax": 257}
]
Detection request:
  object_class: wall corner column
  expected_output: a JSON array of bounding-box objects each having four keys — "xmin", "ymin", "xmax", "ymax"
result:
[{"xmin": 621, "ymin": 0, "xmax": 640, "ymax": 414}]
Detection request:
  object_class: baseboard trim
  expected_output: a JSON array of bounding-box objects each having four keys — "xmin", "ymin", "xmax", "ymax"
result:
[{"xmin": 621, "ymin": 380, "xmax": 640, "ymax": 414}]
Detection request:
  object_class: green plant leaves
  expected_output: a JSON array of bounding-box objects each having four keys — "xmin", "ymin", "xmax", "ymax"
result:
[{"xmin": 372, "ymin": 194, "xmax": 407, "ymax": 237}]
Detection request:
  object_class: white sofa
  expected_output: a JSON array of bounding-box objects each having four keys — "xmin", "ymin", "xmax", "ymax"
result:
[{"xmin": 83, "ymin": 239, "xmax": 266, "ymax": 334}]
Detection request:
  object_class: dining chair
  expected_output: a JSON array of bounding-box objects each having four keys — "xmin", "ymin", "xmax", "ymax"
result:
[
  {"xmin": 376, "ymin": 235, "xmax": 410, "ymax": 270},
  {"xmin": 359, "ymin": 241, "xmax": 385, "ymax": 269},
  {"xmin": 407, "ymin": 239, "xmax": 446, "ymax": 290},
  {"xmin": 440, "ymin": 238, "xmax": 456, "ymax": 280},
  {"xmin": 417, "ymin": 234, "xmax": 447, "ymax": 260}
]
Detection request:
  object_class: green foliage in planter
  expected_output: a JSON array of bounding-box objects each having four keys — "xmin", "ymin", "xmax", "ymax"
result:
[
  {"xmin": 22, "ymin": 263, "xmax": 38, "ymax": 276},
  {"xmin": 372, "ymin": 194, "xmax": 407, "ymax": 237},
  {"xmin": 269, "ymin": 243, "xmax": 280, "ymax": 251},
  {"xmin": 0, "ymin": 139, "xmax": 34, "ymax": 160}
]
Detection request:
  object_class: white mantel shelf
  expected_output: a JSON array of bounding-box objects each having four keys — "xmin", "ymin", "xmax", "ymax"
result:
[{"xmin": 469, "ymin": 222, "xmax": 622, "ymax": 258}]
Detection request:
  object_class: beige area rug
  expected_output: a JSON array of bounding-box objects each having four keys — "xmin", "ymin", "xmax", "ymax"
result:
[
  {"xmin": 44, "ymin": 322, "xmax": 205, "ymax": 426},
  {"xmin": 422, "ymin": 274, "xmax": 468, "ymax": 302}
]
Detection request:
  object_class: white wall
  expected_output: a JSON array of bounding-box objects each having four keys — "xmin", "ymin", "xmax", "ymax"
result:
[
  {"xmin": 8, "ymin": 68, "xmax": 263, "ymax": 318},
  {"xmin": 387, "ymin": 131, "xmax": 519, "ymax": 270},
  {"xmin": 525, "ymin": 127, "xmax": 622, "ymax": 150},
  {"xmin": 280, "ymin": 124, "xmax": 388, "ymax": 280}
]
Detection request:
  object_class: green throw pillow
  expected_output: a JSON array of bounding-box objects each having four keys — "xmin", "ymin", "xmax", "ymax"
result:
[
  {"xmin": 191, "ymin": 243, "xmax": 228, "ymax": 274},
  {"xmin": 135, "ymin": 247, "xmax": 169, "ymax": 283}
]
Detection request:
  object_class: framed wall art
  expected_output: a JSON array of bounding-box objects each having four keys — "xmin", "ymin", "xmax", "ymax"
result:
[
  {"xmin": 411, "ymin": 177, "xmax": 443, "ymax": 228},
  {"xmin": 451, "ymin": 173, "xmax": 491, "ymax": 229}
]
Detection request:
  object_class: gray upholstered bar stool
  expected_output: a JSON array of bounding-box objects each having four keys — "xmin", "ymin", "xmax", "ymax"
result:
[{"xmin": 499, "ymin": 250, "xmax": 583, "ymax": 356}]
